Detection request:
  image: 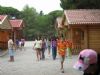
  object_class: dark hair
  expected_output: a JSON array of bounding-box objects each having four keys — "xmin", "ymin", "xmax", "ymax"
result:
[
  {"xmin": 9, "ymin": 36, "xmax": 12, "ymax": 39},
  {"xmin": 37, "ymin": 36, "xmax": 41, "ymax": 40},
  {"xmin": 51, "ymin": 36, "xmax": 56, "ymax": 41}
]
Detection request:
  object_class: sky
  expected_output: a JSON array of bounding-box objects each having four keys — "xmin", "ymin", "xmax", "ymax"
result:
[{"xmin": 0, "ymin": 0, "xmax": 62, "ymax": 14}]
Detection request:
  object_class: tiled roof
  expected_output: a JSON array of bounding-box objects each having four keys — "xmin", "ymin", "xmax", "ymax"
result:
[
  {"xmin": 10, "ymin": 19, "xmax": 23, "ymax": 28},
  {"xmin": 0, "ymin": 15, "xmax": 7, "ymax": 23},
  {"xmin": 64, "ymin": 9, "xmax": 100, "ymax": 24},
  {"xmin": 56, "ymin": 17, "xmax": 63, "ymax": 28}
]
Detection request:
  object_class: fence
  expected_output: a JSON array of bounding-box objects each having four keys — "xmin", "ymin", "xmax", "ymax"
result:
[{"xmin": 72, "ymin": 43, "xmax": 81, "ymax": 55}]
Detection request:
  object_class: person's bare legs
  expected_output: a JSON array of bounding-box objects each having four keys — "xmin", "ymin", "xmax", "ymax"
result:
[
  {"xmin": 48, "ymin": 49, "xmax": 50, "ymax": 56},
  {"xmin": 36, "ymin": 50, "xmax": 39, "ymax": 61},
  {"xmin": 60, "ymin": 55, "xmax": 65, "ymax": 73},
  {"xmin": 38, "ymin": 50, "xmax": 42, "ymax": 60},
  {"xmin": 61, "ymin": 61, "xmax": 63, "ymax": 69},
  {"xmin": 9, "ymin": 56, "xmax": 14, "ymax": 62}
]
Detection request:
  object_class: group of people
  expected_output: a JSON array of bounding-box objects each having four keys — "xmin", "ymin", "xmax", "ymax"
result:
[
  {"xmin": 33, "ymin": 36, "xmax": 73, "ymax": 73},
  {"xmin": 33, "ymin": 37, "xmax": 50, "ymax": 61},
  {"xmin": 16, "ymin": 38, "xmax": 25, "ymax": 50},
  {"xmin": 8, "ymin": 36, "xmax": 73, "ymax": 73}
]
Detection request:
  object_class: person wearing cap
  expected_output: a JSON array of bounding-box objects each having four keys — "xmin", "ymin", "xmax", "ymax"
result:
[{"xmin": 73, "ymin": 49, "xmax": 100, "ymax": 75}]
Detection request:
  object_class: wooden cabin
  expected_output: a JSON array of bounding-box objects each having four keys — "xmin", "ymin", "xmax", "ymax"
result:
[
  {"xmin": 0, "ymin": 15, "xmax": 12, "ymax": 50},
  {"xmin": 9, "ymin": 19, "xmax": 24, "ymax": 42},
  {"xmin": 56, "ymin": 9, "xmax": 100, "ymax": 54}
]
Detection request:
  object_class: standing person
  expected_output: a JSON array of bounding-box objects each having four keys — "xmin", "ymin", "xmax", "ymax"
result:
[
  {"xmin": 33, "ymin": 37, "xmax": 42, "ymax": 61},
  {"xmin": 15, "ymin": 39, "xmax": 19, "ymax": 50},
  {"xmin": 41, "ymin": 38, "xmax": 46, "ymax": 60},
  {"xmin": 57, "ymin": 38, "xmax": 66, "ymax": 73},
  {"xmin": 8, "ymin": 36, "xmax": 15, "ymax": 62},
  {"xmin": 21, "ymin": 38, "xmax": 25, "ymax": 50},
  {"xmin": 46, "ymin": 38, "xmax": 51, "ymax": 56},
  {"xmin": 51, "ymin": 37, "xmax": 57, "ymax": 60}
]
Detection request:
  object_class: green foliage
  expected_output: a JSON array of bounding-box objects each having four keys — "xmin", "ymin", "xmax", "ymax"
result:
[
  {"xmin": 77, "ymin": 0, "xmax": 100, "ymax": 9},
  {"xmin": 60, "ymin": 0, "xmax": 100, "ymax": 9},
  {"xmin": 0, "ymin": 6, "xmax": 21, "ymax": 18},
  {"xmin": 39, "ymin": 11, "xmax": 44, "ymax": 16},
  {"xmin": 48, "ymin": 10, "xmax": 63, "ymax": 37},
  {"xmin": 0, "ymin": 5, "xmax": 63, "ymax": 40},
  {"xmin": 48, "ymin": 10, "xmax": 63, "ymax": 25},
  {"xmin": 21, "ymin": 5, "xmax": 63, "ymax": 40},
  {"xmin": 21, "ymin": 5, "xmax": 38, "ymax": 39},
  {"xmin": 34, "ymin": 15, "xmax": 51, "ymax": 35},
  {"xmin": 60, "ymin": 0, "xmax": 76, "ymax": 9}
]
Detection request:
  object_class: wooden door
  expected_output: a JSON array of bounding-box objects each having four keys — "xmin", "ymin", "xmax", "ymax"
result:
[{"xmin": 73, "ymin": 28, "xmax": 85, "ymax": 54}]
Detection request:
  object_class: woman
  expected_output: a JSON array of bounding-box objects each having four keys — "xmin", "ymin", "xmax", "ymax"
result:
[{"xmin": 33, "ymin": 37, "xmax": 42, "ymax": 61}]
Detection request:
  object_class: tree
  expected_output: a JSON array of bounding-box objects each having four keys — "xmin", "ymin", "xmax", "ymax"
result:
[
  {"xmin": 34, "ymin": 12, "xmax": 54, "ymax": 38},
  {"xmin": 0, "ymin": 6, "xmax": 21, "ymax": 18},
  {"xmin": 21, "ymin": 9, "xmax": 63, "ymax": 40},
  {"xmin": 39, "ymin": 10, "xmax": 44, "ymax": 16},
  {"xmin": 21, "ymin": 5, "xmax": 38, "ymax": 40},
  {"xmin": 0, "ymin": 5, "xmax": 63, "ymax": 40},
  {"xmin": 48, "ymin": 10, "xmax": 63, "ymax": 37},
  {"xmin": 60, "ymin": 0, "xmax": 100, "ymax": 9},
  {"xmin": 77, "ymin": 0, "xmax": 100, "ymax": 9},
  {"xmin": 48, "ymin": 10, "xmax": 63, "ymax": 25},
  {"xmin": 60, "ymin": 0, "xmax": 76, "ymax": 9}
]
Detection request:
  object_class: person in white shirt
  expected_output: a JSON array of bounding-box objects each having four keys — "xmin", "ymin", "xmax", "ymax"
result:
[
  {"xmin": 33, "ymin": 37, "xmax": 42, "ymax": 61},
  {"xmin": 8, "ymin": 37, "xmax": 14, "ymax": 62}
]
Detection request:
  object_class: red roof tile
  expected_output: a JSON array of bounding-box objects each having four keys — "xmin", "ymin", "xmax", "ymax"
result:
[
  {"xmin": 64, "ymin": 9, "xmax": 100, "ymax": 24},
  {"xmin": 0, "ymin": 15, "xmax": 7, "ymax": 22},
  {"xmin": 10, "ymin": 20, "xmax": 23, "ymax": 28}
]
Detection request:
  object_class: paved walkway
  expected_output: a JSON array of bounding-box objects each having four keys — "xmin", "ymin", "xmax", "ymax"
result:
[
  {"xmin": 0, "ymin": 50, "xmax": 8, "ymax": 57},
  {"xmin": 0, "ymin": 41, "xmax": 83, "ymax": 75}
]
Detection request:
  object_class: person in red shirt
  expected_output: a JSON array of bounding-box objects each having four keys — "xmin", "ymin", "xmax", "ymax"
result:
[{"xmin": 57, "ymin": 38, "xmax": 66, "ymax": 73}]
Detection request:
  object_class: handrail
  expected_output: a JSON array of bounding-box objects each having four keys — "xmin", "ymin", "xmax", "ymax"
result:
[{"xmin": 72, "ymin": 44, "xmax": 81, "ymax": 55}]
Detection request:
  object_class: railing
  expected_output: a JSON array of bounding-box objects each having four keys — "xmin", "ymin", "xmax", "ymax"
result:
[{"xmin": 72, "ymin": 44, "xmax": 81, "ymax": 55}]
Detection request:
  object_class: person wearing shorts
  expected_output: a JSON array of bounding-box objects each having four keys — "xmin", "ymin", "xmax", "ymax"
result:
[
  {"xmin": 8, "ymin": 37, "xmax": 15, "ymax": 62},
  {"xmin": 33, "ymin": 37, "xmax": 42, "ymax": 61},
  {"xmin": 57, "ymin": 38, "xmax": 66, "ymax": 73}
]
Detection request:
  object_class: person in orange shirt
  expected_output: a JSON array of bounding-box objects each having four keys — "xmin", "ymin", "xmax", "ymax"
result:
[{"xmin": 57, "ymin": 38, "xmax": 66, "ymax": 73}]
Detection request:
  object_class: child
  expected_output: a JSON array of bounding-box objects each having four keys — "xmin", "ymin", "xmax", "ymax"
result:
[{"xmin": 57, "ymin": 38, "xmax": 66, "ymax": 73}]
